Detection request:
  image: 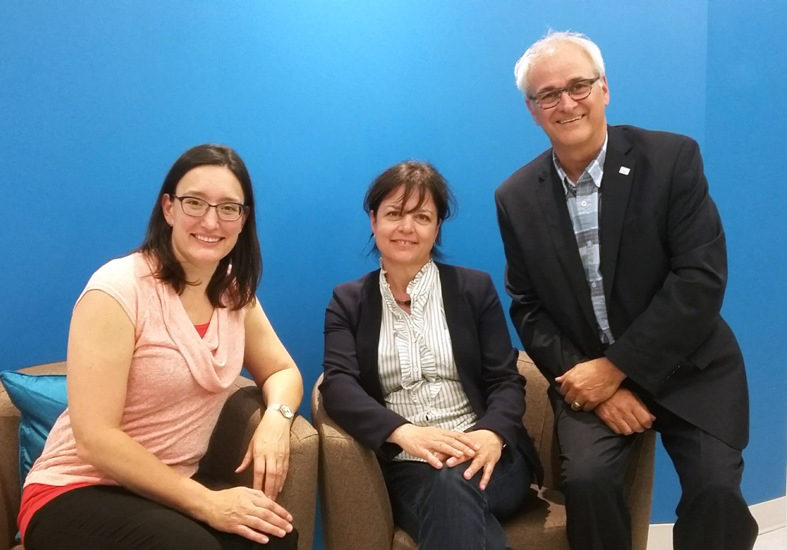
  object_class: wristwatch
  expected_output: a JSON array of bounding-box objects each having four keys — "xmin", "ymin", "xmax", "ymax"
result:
[{"xmin": 267, "ymin": 403, "xmax": 294, "ymax": 421}]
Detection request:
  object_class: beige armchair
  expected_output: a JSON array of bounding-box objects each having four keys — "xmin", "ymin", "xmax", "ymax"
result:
[
  {"xmin": 313, "ymin": 352, "xmax": 656, "ymax": 550},
  {"xmin": 0, "ymin": 362, "xmax": 319, "ymax": 550}
]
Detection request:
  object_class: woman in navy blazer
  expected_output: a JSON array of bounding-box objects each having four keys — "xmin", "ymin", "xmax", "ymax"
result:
[{"xmin": 320, "ymin": 162, "xmax": 538, "ymax": 550}]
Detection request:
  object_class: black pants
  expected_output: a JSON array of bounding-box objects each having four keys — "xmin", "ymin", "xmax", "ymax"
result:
[
  {"xmin": 25, "ymin": 485, "xmax": 298, "ymax": 550},
  {"xmin": 554, "ymin": 394, "xmax": 758, "ymax": 550}
]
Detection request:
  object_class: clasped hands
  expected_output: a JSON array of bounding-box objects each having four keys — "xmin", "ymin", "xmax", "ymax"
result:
[
  {"xmin": 388, "ymin": 424, "xmax": 504, "ymax": 490},
  {"xmin": 556, "ymin": 357, "xmax": 655, "ymax": 435}
]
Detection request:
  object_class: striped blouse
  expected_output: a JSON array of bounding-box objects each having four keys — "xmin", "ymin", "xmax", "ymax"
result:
[{"xmin": 377, "ymin": 260, "xmax": 477, "ymax": 462}]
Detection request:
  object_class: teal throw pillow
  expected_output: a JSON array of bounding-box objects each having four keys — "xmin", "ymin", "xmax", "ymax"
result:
[{"xmin": 0, "ymin": 371, "xmax": 67, "ymax": 485}]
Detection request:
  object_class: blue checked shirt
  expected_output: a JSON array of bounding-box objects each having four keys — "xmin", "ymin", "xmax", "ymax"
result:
[{"xmin": 553, "ymin": 135, "xmax": 615, "ymax": 345}]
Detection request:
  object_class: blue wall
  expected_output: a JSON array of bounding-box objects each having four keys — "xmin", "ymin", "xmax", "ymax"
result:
[
  {"xmin": 703, "ymin": 0, "xmax": 787, "ymax": 515},
  {"xmin": 2, "ymin": 0, "xmax": 784, "ymax": 531}
]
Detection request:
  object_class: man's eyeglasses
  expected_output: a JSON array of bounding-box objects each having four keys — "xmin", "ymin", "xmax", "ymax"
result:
[
  {"xmin": 171, "ymin": 195, "xmax": 248, "ymax": 221},
  {"xmin": 529, "ymin": 77, "xmax": 600, "ymax": 110}
]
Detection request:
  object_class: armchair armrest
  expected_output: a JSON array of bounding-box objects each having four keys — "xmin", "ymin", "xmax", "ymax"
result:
[
  {"xmin": 198, "ymin": 377, "xmax": 318, "ymax": 550},
  {"xmin": 518, "ymin": 352, "xmax": 655, "ymax": 549},
  {"xmin": 0, "ymin": 377, "xmax": 22, "ymax": 549},
  {"xmin": 625, "ymin": 424, "xmax": 656, "ymax": 550},
  {"xmin": 0, "ymin": 362, "xmax": 67, "ymax": 550},
  {"xmin": 311, "ymin": 375, "xmax": 395, "ymax": 550}
]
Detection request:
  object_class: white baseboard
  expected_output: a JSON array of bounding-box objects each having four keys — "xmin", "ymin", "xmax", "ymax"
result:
[
  {"xmin": 646, "ymin": 523, "xmax": 673, "ymax": 550},
  {"xmin": 751, "ymin": 497, "xmax": 787, "ymax": 534},
  {"xmin": 646, "ymin": 496, "xmax": 785, "ymax": 550}
]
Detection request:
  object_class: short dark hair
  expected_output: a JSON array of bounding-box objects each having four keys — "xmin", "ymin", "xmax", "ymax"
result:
[
  {"xmin": 363, "ymin": 161, "xmax": 456, "ymax": 256},
  {"xmin": 138, "ymin": 144, "xmax": 261, "ymax": 310}
]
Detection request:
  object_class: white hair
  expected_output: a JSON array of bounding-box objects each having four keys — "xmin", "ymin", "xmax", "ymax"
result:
[{"xmin": 514, "ymin": 30, "xmax": 606, "ymax": 97}]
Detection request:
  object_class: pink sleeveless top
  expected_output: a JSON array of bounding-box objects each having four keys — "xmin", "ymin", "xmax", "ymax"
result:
[{"xmin": 25, "ymin": 252, "xmax": 247, "ymax": 487}]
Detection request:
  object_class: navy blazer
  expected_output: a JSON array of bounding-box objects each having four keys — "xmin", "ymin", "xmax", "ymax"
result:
[
  {"xmin": 496, "ymin": 125, "xmax": 749, "ymax": 450},
  {"xmin": 320, "ymin": 263, "xmax": 539, "ymax": 477}
]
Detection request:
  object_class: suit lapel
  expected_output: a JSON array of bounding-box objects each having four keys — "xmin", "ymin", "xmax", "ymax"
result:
[
  {"xmin": 437, "ymin": 264, "xmax": 485, "ymax": 413},
  {"xmin": 357, "ymin": 271, "xmax": 384, "ymax": 401},
  {"xmin": 599, "ymin": 128, "xmax": 635, "ymax": 302},
  {"xmin": 437, "ymin": 264, "xmax": 474, "ymax": 375},
  {"xmin": 536, "ymin": 159, "xmax": 598, "ymax": 330}
]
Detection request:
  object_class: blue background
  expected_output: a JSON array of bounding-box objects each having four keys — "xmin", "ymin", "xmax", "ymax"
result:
[{"xmin": 1, "ymin": 0, "xmax": 784, "ymax": 537}]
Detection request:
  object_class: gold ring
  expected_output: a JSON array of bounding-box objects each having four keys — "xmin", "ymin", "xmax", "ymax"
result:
[{"xmin": 571, "ymin": 401, "xmax": 583, "ymax": 411}]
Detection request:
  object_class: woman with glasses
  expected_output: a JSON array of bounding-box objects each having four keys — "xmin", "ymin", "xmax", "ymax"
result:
[
  {"xmin": 320, "ymin": 162, "xmax": 540, "ymax": 550},
  {"xmin": 19, "ymin": 144, "xmax": 301, "ymax": 550}
]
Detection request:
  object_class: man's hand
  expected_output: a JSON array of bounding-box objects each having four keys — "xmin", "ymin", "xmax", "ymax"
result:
[
  {"xmin": 594, "ymin": 388, "xmax": 655, "ymax": 435},
  {"xmin": 555, "ymin": 357, "xmax": 626, "ymax": 410}
]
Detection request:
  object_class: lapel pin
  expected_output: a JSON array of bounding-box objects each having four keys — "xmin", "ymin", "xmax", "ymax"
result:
[{"xmin": 618, "ymin": 166, "xmax": 631, "ymax": 175}]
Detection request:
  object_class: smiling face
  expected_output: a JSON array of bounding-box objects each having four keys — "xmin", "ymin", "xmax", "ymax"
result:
[
  {"xmin": 162, "ymin": 165, "xmax": 246, "ymax": 277},
  {"xmin": 526, "ymin": 42, "xmax": 609, "ymax": 160},
  {"xmin": 370, "ymin": 185, "xmax": 440, "ymax": 272}
]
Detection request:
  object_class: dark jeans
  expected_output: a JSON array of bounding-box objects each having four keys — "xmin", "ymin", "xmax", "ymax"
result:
[
  {"xmin": 380, "ymin": 445, "xmax": 531, "ymax": 550},
  {"xmin": 554, "ymin": 395, "xmax": 758, "ymax": 550},
  {"xmin": 25, "ymin": 485, "xmax": 298, "ymax": 550}
]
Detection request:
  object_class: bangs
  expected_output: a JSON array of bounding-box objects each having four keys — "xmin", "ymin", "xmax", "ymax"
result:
[{"xmin": 391, "ymin": 180, "xmax": 430, "ymax": 215}]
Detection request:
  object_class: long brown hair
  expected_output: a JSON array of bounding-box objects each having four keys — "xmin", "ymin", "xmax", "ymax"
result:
[{"xmin": 138, "ymin": 144, "xmax": 261, "ymax": 309}]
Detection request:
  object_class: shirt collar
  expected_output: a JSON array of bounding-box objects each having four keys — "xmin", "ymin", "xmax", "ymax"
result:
[
  {"xmin": 379, "ymin": 259, "xmax": 437, "ymax": 311},
  {"xmin": 553, "ymin": 132, "xmax": 608, "ymax": 196}
]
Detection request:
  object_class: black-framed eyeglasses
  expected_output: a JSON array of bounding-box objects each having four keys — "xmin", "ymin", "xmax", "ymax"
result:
[
  {"xmin": 171, "ymin": 195, "xmax": 248, "ymax": 221},
  {"xmin": 529, "ymin": 77, "xmax": 600, "ymax": 110}
]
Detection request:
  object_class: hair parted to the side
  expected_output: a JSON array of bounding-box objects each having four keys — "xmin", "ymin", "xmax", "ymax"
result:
[
  {"xmin": 514, "ymin": 30, "xmax": 606, "ymax": 96},
  {"xmin": 138, "ymin": 144, "xmax": 261, "ymax": 310},
  {"xmin": 363, "ymin": 161, "xmax": 456, "ymax": 258}
]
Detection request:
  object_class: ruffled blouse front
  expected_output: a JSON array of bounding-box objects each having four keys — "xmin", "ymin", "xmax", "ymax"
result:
[{"xmin": 377, "ymin": 260, "xmax": 476, "ymax": 461}]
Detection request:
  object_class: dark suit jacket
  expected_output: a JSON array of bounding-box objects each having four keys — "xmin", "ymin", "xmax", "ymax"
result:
[
  {"xmin": 495, "ymin": 125, "xmax": 749, "ymax": 450},
  {"xmin": 320, "ymin": 263, "xmax": 539, "ymax": 477}
]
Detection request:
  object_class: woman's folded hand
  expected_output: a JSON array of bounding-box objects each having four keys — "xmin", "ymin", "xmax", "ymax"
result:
[
  {"xmin": 387, "ymin": 424, "xmax": 480, "ymax": 469},
  {"xmin": 200, "ymin": 486, "xmax": 293, "ymax": 544},
  {"xmin": 446, "ymin": 429, "xmax": 504, "ymax": 490}
]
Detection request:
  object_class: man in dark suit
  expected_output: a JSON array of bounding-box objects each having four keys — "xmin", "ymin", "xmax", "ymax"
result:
[{"xmin": 495, "ymin": 31, "xmax": 757, "ymax": 550}]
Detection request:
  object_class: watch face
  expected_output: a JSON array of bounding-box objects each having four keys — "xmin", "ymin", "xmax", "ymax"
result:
[
  {"xmin": 279, "ymin": 405, "xmax": 294, "ymax": 419},
  {"xmin": 269, "ymin": 403, "xmax": 294, "ymax": 419}
]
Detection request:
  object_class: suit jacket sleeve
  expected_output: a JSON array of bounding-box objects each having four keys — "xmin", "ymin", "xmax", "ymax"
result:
[
  {"xmin": 463, "ymin": 271, "xmax": 526, "ymax": 446},
  {"xmin": 320, "ymin": 282, "xmax": 408, "ymax": 459},
  {"xmin": 495, "ymin": 191, "xmax": 589, "ymax": 382},
  {"xmin": 605, "ymin": 136, "xmax": 729, "ymax": 393}
]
